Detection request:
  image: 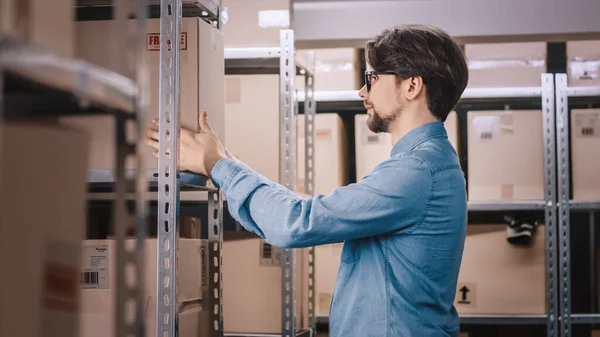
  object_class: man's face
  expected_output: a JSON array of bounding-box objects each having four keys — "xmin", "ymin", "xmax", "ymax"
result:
[{"xmin": 358, "ymin": 66, "xmax": 405, "ymax": 133}]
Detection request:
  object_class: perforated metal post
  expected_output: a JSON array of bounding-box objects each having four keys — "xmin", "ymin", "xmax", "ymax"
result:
[
  {"xmin": 280, "ymin": 29, "xmax": 297, "ymax": 337},
  {"xmin": 303, "ymin": 52, "xmax": 316, "ymax": 337},
  {"xmin": 541, "ymin": 73, "xmax": 558, "ymax": 337},
  {"xmin": 158, "ymin": 1, "xmax": 182, "ymax": 337},
  {"xmin": 555, "ymin": 73, "xmax": 571, "ymax": 337},
  {"xmin": 208, "ymin": 190, "xmax": 224, "ymax": 337},
  {"xmin": 113, "ymin": 1, "xmax": 148, "ymax": 337}
]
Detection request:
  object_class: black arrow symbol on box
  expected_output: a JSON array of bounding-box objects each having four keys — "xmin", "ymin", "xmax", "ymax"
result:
[{"xmin": 458, "ymin": 286, "xmax": 471, "ymax": 304}]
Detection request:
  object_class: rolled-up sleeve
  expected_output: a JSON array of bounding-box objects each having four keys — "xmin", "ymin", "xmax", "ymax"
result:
[{"xmin": 211, "ymin": 156, "xmax": 432, "ymax": 248}]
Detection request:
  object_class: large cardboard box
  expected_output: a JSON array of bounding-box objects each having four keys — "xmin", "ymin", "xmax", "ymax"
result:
[
  {"xmin": 308, "ymin": 48, "xmax": 362, "ymax": 91},
  {"xmin": 222, "ymin": 0, "xmax": 291, "ymax": 47},
  {"xmin": 61, "ymin": 17, "xmax": 225, "ymax": 170},
  {"xmin": 455, "ymin": 225, "xmax": 546, "ymax": 314},
  {"xmin": 465, "ymin": 42, "xmax": 546, "ymax": 88},
  {"xmin": 80, "ymin": 239, "xmax": 210, "ymax": 337},
  {"xmin": 222, "ymin": 233, "xmax": 309, "ymax": 334},
  {"xmin": 296, "ymin": 113, "xmax": 349, "ymax": 195},
  {"xmin": 467, "ymin": 110, "xmax": 544, "ymax": 201},
  {"xmin": 355, "ymin": 112, "xmax": 459, "ymax": 181},
  {"xmin": 314, "ymin": 243, "xmax": 342, "ymax": 316},
  {"xmin": 567, "ymin": 40, "xmax": 600, "ymax": 87},
  {"xmin": 0, "ymin": 0, "xmax": 74, "ymax": 56},
  {"xmin": 0, "ymin": 123, "xmax": 89, "ymax": 337},
  {"xmin": 571, "ymin": 109, "xmax": 600, "ymax": 200}
]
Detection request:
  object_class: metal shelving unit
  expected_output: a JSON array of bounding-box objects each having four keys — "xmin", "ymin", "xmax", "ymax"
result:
[
  {"xmin": 554, "ymin": 74, "xmax": 600, "ymax": 337},
  {"xmin": 300, "ymin": 74, "xmax": 559, "ymax": 335},
  {"xmin": 222, "ymin": 30, "xmax": 317, "ymax": 337}
]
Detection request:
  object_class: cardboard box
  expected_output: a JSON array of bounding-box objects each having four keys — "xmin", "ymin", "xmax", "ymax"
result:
[
  {"xmin": 465, "ymin": 42, "xmax": 546, "ymax": 88},
  {"xmin": 0, "ymin": 123, "xmax": 89, "ymax": 337},
  {"xmin": 314, "ymin": 243, "xmax": 342, "ymax": 316},
  {"xmin": 571, "ymin": 109, "xmax": 600, "ymax": 200},
  {"xmin": 455, "ymin": 225, "xmax": 546, "ymax": 314},
  {"xmin": 80, "ymin": 239, "xmax": 210, "ymax": 337},
  {"xmin": 222, "ymin": 233, "xmax": 309, "ymax": 334},
  {"xmin": 467, "ymin": 110, "xmax": 544, "ymax": 201},
  {"xmin": 222, "ymin": 0, "xmax": 291, "ymax": 47},
  {"xmin": 354, "ymin": 112, "xmax": 459, "ymax": 181},
  {"xmin": 567, "ymin": 40, "xmax": 600, "ymax": 87},
  {"xmin": 0, "ymin": 0, "xmax": 74, "ymax": 56},
  {"xmin": 307, "ymin": 48, "xmax": 362, "ymax": 91},
  {"xmin": 61, "ymin": 17, "xmax": 225, "ymax": 170},
  {"xmin": 296, "ymin": 113, "xmax": 349, "ymax": 195}
]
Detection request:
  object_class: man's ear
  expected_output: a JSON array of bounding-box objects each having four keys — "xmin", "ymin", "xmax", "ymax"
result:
[{"xmin": 406, "ymin": 76, "xmax": 424, "ymax": 101}]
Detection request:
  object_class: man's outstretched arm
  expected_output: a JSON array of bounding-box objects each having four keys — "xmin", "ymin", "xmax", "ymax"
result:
[{"xmin": 210, "ymin": 155, "xmax": 432, "ymax": 248}]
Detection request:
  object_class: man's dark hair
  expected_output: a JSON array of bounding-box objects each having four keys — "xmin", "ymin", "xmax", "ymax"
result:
[{"xmin": 366, "ymin": 24, "xmax": 468, "ymax": 122}]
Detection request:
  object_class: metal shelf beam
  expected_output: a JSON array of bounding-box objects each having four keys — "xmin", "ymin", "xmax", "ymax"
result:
[
  {"xmin": 467, "ymin": 200, "xmax": 547, "ymax": 211},
  {"xmin": 224, "ymin": 330, "xmax": 312, "ymax": 337},
  {"xmin": 77, "ymin": 0, "xmax": 220, "ymax": 21},
  {"xmin": 569, "ymin": 201, "xmax": 600, "ymax": 211},
  {"xmin": 0, "ymin": 35, "xmax": 137, "ymax": 114},
  {"xmin": 224, "ymin": 47, "xmax": 315, "ymax": 76}
]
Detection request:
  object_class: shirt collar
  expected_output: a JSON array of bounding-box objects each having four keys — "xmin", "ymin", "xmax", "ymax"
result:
[{"xmin": 390, "ymin": 121, "xmax": 447, "ymax": 157}]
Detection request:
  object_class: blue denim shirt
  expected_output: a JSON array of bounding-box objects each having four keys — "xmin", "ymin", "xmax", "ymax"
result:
[{"xmin": 211, "ymin": 121, "xmax": 468, "ymax": 337}]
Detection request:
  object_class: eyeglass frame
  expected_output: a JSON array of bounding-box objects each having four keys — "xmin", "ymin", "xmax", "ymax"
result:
[{"xmin": 364, "ymin": 70, "xmax": 398, "ymax": 92}]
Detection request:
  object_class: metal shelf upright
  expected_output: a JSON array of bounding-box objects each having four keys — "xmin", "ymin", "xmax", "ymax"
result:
[
  {"xmin": 223, "ymin": 30, "xmax": 317, "ymax": 337},
  {"xmin": 298, "ymin": 74, "xmax": 559, "ymax": 335},
  {"xmin": 1, "ymin": 1, "xmax": 150, "ymax": 336},
  {"xmin": 554, "ymin": 74, "xmax": 600, "ymax": 337}
]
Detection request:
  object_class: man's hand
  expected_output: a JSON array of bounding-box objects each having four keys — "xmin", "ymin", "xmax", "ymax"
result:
[{"xmin": 145, "ymin": 111, "xmax": 227, "ymax": 176}]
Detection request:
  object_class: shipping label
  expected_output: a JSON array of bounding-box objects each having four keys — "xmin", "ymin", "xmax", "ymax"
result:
[{"xmin": 81, "ymin": 244, "xmax": 110, "ymax": 289}]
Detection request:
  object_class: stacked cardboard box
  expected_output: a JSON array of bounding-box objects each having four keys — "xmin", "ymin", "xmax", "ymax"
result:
[
  {"xmin": 61, "ymin": 17, "xmax": 226, "ymax": 171},
  {"xmin": 0, "ymin": 0, "xmax": 75, "ymax": 56},
  {"xmin": 222, "ymin": 232, "xmax": 309, "ymax": 334},
  {"xmin": 467, "ymin": 110, "xmax": 544, "ymax": 201},
  {"xmin": 465, "ymin": 42, "xmax": 547, "ymax": 88},
  {"xmin": 570, "ymin": 109, "xmax": 600, "ymax": 200},
  {"xmin": 566, "ymin": 40, "xmax": 600, "ymax": 87},
  {"xmin": 455, "ymin": 225, "xmax": 546, "ymax": 314},
  {"xmin": 296, "ymin": 113, "xmax": 349, "ymax": 195},
  {"xmin": 79, "ymin": 239, "xmax": 210, "ymax": 337},
  {"xmin": 0, "ymin": 123, "xmax": 89, "ymax": 337},
  {"xmin": 307, "ymin": 48, "xmax": 363, "ymax": 91}
]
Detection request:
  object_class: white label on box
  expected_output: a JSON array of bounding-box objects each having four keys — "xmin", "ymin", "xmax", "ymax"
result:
[
  {"xmin": 472, "ymin": 115, "xmax": 500, "ymax": 140},
  {"xmin": 258, "ymin": 10, "xmax": 290, "ymax": 28},
  {"xmin": 574, "ymin": 111, "xmax": 600, "ymax": 138},
  {"xmin": 361, "ymin": 123, "xmax": 382, "ymax": 145},
  {"xmin": 569, "ymin": 59, "xmax": 600, "ymax": 81},
  {"xmin": 81, "ymin": 244, "xmax": 110, "ymax": 289},
  {"xmin": 259, "ymin": 241, "xmax": 282, "ymax": 267}
]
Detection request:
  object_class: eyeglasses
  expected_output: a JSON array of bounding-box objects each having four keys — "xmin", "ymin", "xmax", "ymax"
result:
[{"xmin": 364, "ymin": 71, "xmax": 397, "ymax": 92}]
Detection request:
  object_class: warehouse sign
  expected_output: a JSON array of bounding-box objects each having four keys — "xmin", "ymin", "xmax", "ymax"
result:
[{"xmin": 147, "ymin": 33, "xmax": 188, "ymax": 51}]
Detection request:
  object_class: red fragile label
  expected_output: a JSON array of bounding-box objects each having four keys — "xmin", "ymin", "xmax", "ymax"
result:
[{"xmin": 147, "ymin": 32, "xmax": 188, "ymax": 51}]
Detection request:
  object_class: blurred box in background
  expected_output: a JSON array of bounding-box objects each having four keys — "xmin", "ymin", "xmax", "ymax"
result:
[
  {"xmin": 0, "ymin": 123, "xmax": 88, "ymax": 337},
  {"xmin": 1, "ymin": 0, "xmax": 75, "ymax": 56},
  {"xmin": 307, "ymin": 48, "xmax": 363, "ymax": 91},
  {"xmin": 222, "ymin": 0, "xmax": 291, "ymax": 48},
  {"xmin": 465, "ymin": 42, "xmax": 547, "ymax": 88},
  {"xmin": 567, "ymin": 40, "xmax": 600, "ymax": 87},
  {"xmin": 467, "ymin": 110, "xmax": 544, "ymax": 201},
  {"xmin": 571, "ymin": 109, "xmax": 600, "ymax": 200}
]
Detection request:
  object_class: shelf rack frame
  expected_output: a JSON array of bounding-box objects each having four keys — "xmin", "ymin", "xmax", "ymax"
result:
[
  {"xmin": 299, "ymin": 74, "xmax": 559, "ymax": 335},
  {"xmin": 555, "ymin": 74, "xmax": 600, "ymax": 337},
  {"xmin": 223, "ymin": 30, "xmax": 317, "ymax": 337}
]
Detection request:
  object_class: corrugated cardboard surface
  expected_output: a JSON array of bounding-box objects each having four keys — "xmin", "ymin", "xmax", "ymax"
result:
[
  {"xmin": 61, "ymin": 17, "xmax": 225, "ymax": 170},
  {"xmin": 467, "ymin": 110, "xmax": 544, "ymax": 201},
  {"xmin": 314, "ymin": 243, "xmax": 342, "ymax": 316},
  {"xmin": 455, "ymin": 225, "xmax": 546, "ymax": 314},
  {"xmin": 222, "ymin": 234, "xmax": 308, "ymax": 333},
  {"xmin": 297, "ymin": 113, "xmax": 349, "ymax": 195},
  {"xmin": 0, "ymin": 0, "xmax": 74, "ymax": 56},
  {"xmin": 566, "ymin": 40, "xmax": 600, "ymax": 87},
  {"xmin": 465, "ymin": 42, "xmax": 547, "ymax": 88},
  {"xmin": 222, "ymin": 0, "xmax": 291, "ymax": 47},
  {"xmin": 305, "ymin": 48, "xmax": 362, "ymax": 91},
  {"xmin": 571, "ymin": 109, "xmax": 600, "ymax": 200},
  {"xmin": 0, "ymin": 123, "xmax": 88, "ymax": 337},
  {"xmin": 80, "ymin": 239, "xmax": 209, "ymax": 337}
]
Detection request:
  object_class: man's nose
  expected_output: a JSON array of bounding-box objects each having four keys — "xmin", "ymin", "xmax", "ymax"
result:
[{"xmin": 358, "ymin": 85, "xmax": 367, "ymax": 99}]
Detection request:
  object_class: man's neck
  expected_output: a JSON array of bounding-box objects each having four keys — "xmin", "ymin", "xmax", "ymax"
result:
[{"xmin": 388, "ymin": 108, "xmax": 439, "ymax": 145}]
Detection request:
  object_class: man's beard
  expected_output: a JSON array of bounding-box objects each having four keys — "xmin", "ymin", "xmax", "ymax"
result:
[{"xmin": 367, "ymin": 108, "xmax": 397, "ymax": 133}]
